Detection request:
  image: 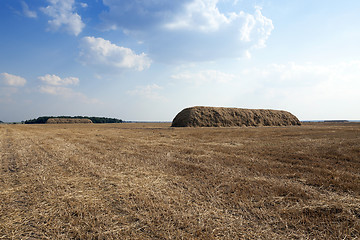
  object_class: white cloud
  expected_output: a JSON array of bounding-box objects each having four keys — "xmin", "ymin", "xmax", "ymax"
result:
[
  {"xmin": 39, "ymin": 85, "xmax": 99, "ymax": 104},
  {"xmin": 164, "ymin": 0, "xmax": 230, "ymax": 32},
  {"xmin": 41, "ymin": 0, "xmax": 85, "ymax": 36},
  {"xmin": 239, "ymin": 7, "xmax": 274, "ymax": 48},
  {"xmin": 80, "ymin": 3, "xmax": 88, "ymax": 8},
  {"xmin": 171, "ymin": 70, "xmax": 235, "ymax": 85},
  {"xmin": 127, "ymin": 84, "xmax": 164, "ymax": 100},
  {"xmin": 101, "ymin": 0, "xmax": 274, "ymax": 62},
  {"xmin": 21, "ymin": 1, "xmax": 37, "ymax": 18},
  {"xmin": 39, "ymin": 85, "xmax": 66, "ymax": 95},
  {"xmin": 1, "ymin": 73, "xmax": 27, "ymax": 87},
  {"xmin": 38, "ymin": 74, "xmax": 98, "ymax": 104},
  {"xmin": 164, "ymin": 2, "xmax": 274, "ymax": 49},
  {"xmin": 79, "ymin": 36, "xmax": 152, "ymax": 71},
  {"xmin": 38, "ymin": 74, "xmax": 79, "ymax": 86}
]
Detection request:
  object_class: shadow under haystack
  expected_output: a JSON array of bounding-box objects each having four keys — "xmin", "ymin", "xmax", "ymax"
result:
[{"xmin": 172, "ymin": 106, "xmax": 301, "ymax": 127}]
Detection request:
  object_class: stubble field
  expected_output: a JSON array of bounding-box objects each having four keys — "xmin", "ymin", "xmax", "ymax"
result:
[{"xmin": 0, "ymin": 122, "xmax": 359, "ymax": 239}]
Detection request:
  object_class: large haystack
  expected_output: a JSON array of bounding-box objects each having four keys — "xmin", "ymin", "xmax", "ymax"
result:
[
  {"xmin": 171, "ymin": 106, "xmax": 301, "ymax": 127},
  {"xmin": 46, "ymin": 118, "xmax": 93, "ymax": 124}
]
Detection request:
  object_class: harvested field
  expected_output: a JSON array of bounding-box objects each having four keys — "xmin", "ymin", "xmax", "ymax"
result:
[
  {"xmin": 172, "ymin": 106, "xmax": 301, "ymax": 127},
  {"xmin": 0, "ymin": 122, "xmax": 359, "ymax": 239},
  {"xmin": 46, "ymin": 118, "xmax": 93, "ymax": 124}
]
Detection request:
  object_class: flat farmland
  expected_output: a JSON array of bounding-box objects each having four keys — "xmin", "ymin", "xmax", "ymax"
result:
[{"xmin": 0, "ymin": 123, "xmax": 359, "ymax": 239}]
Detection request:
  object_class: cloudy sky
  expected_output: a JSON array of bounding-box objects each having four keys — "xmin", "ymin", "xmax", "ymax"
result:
[{"xmin": 1, "ymin": 0, "xmax": 360, "ymax": 122}]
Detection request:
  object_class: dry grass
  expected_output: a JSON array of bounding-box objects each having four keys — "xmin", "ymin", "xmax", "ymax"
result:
[{"xmin": 0, "ymin": 122, "xmax": 359, "ymax": 239}]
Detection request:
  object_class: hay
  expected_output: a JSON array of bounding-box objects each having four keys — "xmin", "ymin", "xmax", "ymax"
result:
[
  {"xmin": 46, "ymin": 118, "xmax": 93, "ymax": 124},
  {"xmin": 171, "ymin": 106, "xmax": 301, "ymax": 127}
]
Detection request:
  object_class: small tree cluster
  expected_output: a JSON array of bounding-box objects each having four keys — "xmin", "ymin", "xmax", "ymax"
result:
[{"xmin": 24, "ymin": 116, "xmax": 123, "ymax": 124}]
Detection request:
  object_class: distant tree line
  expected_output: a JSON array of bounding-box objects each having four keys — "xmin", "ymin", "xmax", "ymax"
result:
[
  {"xmin": 24, "ymin": 116, "xmax": 123, "ymax": 124},
  {"xmin": 324, "ymin": 120, "xmax": 349, "ymax": 123},
  {"xmin": 0, "ymin": 120, "xmax": 3, "ymax": 124}
]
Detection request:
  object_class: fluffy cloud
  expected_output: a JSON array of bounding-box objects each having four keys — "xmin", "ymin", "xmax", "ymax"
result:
[
  {"xmin": 38, "ymin": 74, "xmax": 98, "ymax": 103},
  {"xmin": 127, "ymin": 84, "xmax": 164, "ymax": 100},
  {"xmin": 79, "ymin": 36, "xmax": 152, "ymax": 71},
  {"xmin": 39, "ymin": 85, "xmax": 70, "ymax": 95},
  {"xmin": 38, "ymin": 74, "xmax": 79, "ymax": 86},
  {"xmin": 101, "ymin": 0, "xmax": 274, "ymax": 62},
  {"xmin": 41, "ymin": 0, "xmax": 85, "ymax": 36},
  {"xmin": 164, "ymin": 0, "xmax": 230, "ymax": 32},
  {"xmin": 39, "ymin": 85, "xmax": 98, "ymax": 104},
  {"xmin": 239, "ymin": 7, "xmax": 273, "ymax": 48},
  {"xmin": 171, "ymin": 70, "xmax": 235, "ymax": 85},
  {"xmin": 1, "ymin": 73, "xmax": 27, "ymax": 87},
  {"xmin": 21, "ymin": 1, "xmax": 37, "ymax": 18},
  {"xmin": 0, "ymin": 73, "xmax": 26, "ymax": 102}
]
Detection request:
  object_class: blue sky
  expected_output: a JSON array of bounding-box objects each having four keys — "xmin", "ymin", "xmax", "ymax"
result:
[{"xmin": 1, "ymin": 0, "xmax": 360, "ymax": 122}]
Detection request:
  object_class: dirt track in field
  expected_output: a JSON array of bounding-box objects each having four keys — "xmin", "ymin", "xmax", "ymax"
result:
[{"xmin": 0, "ymin": 123, "xmax": 359, "ymax": 239}]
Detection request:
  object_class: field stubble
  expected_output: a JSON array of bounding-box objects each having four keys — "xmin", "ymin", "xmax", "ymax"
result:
[{"xmin": 0, "ymin": 122, "xmax": 359, "ymax": 239}]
